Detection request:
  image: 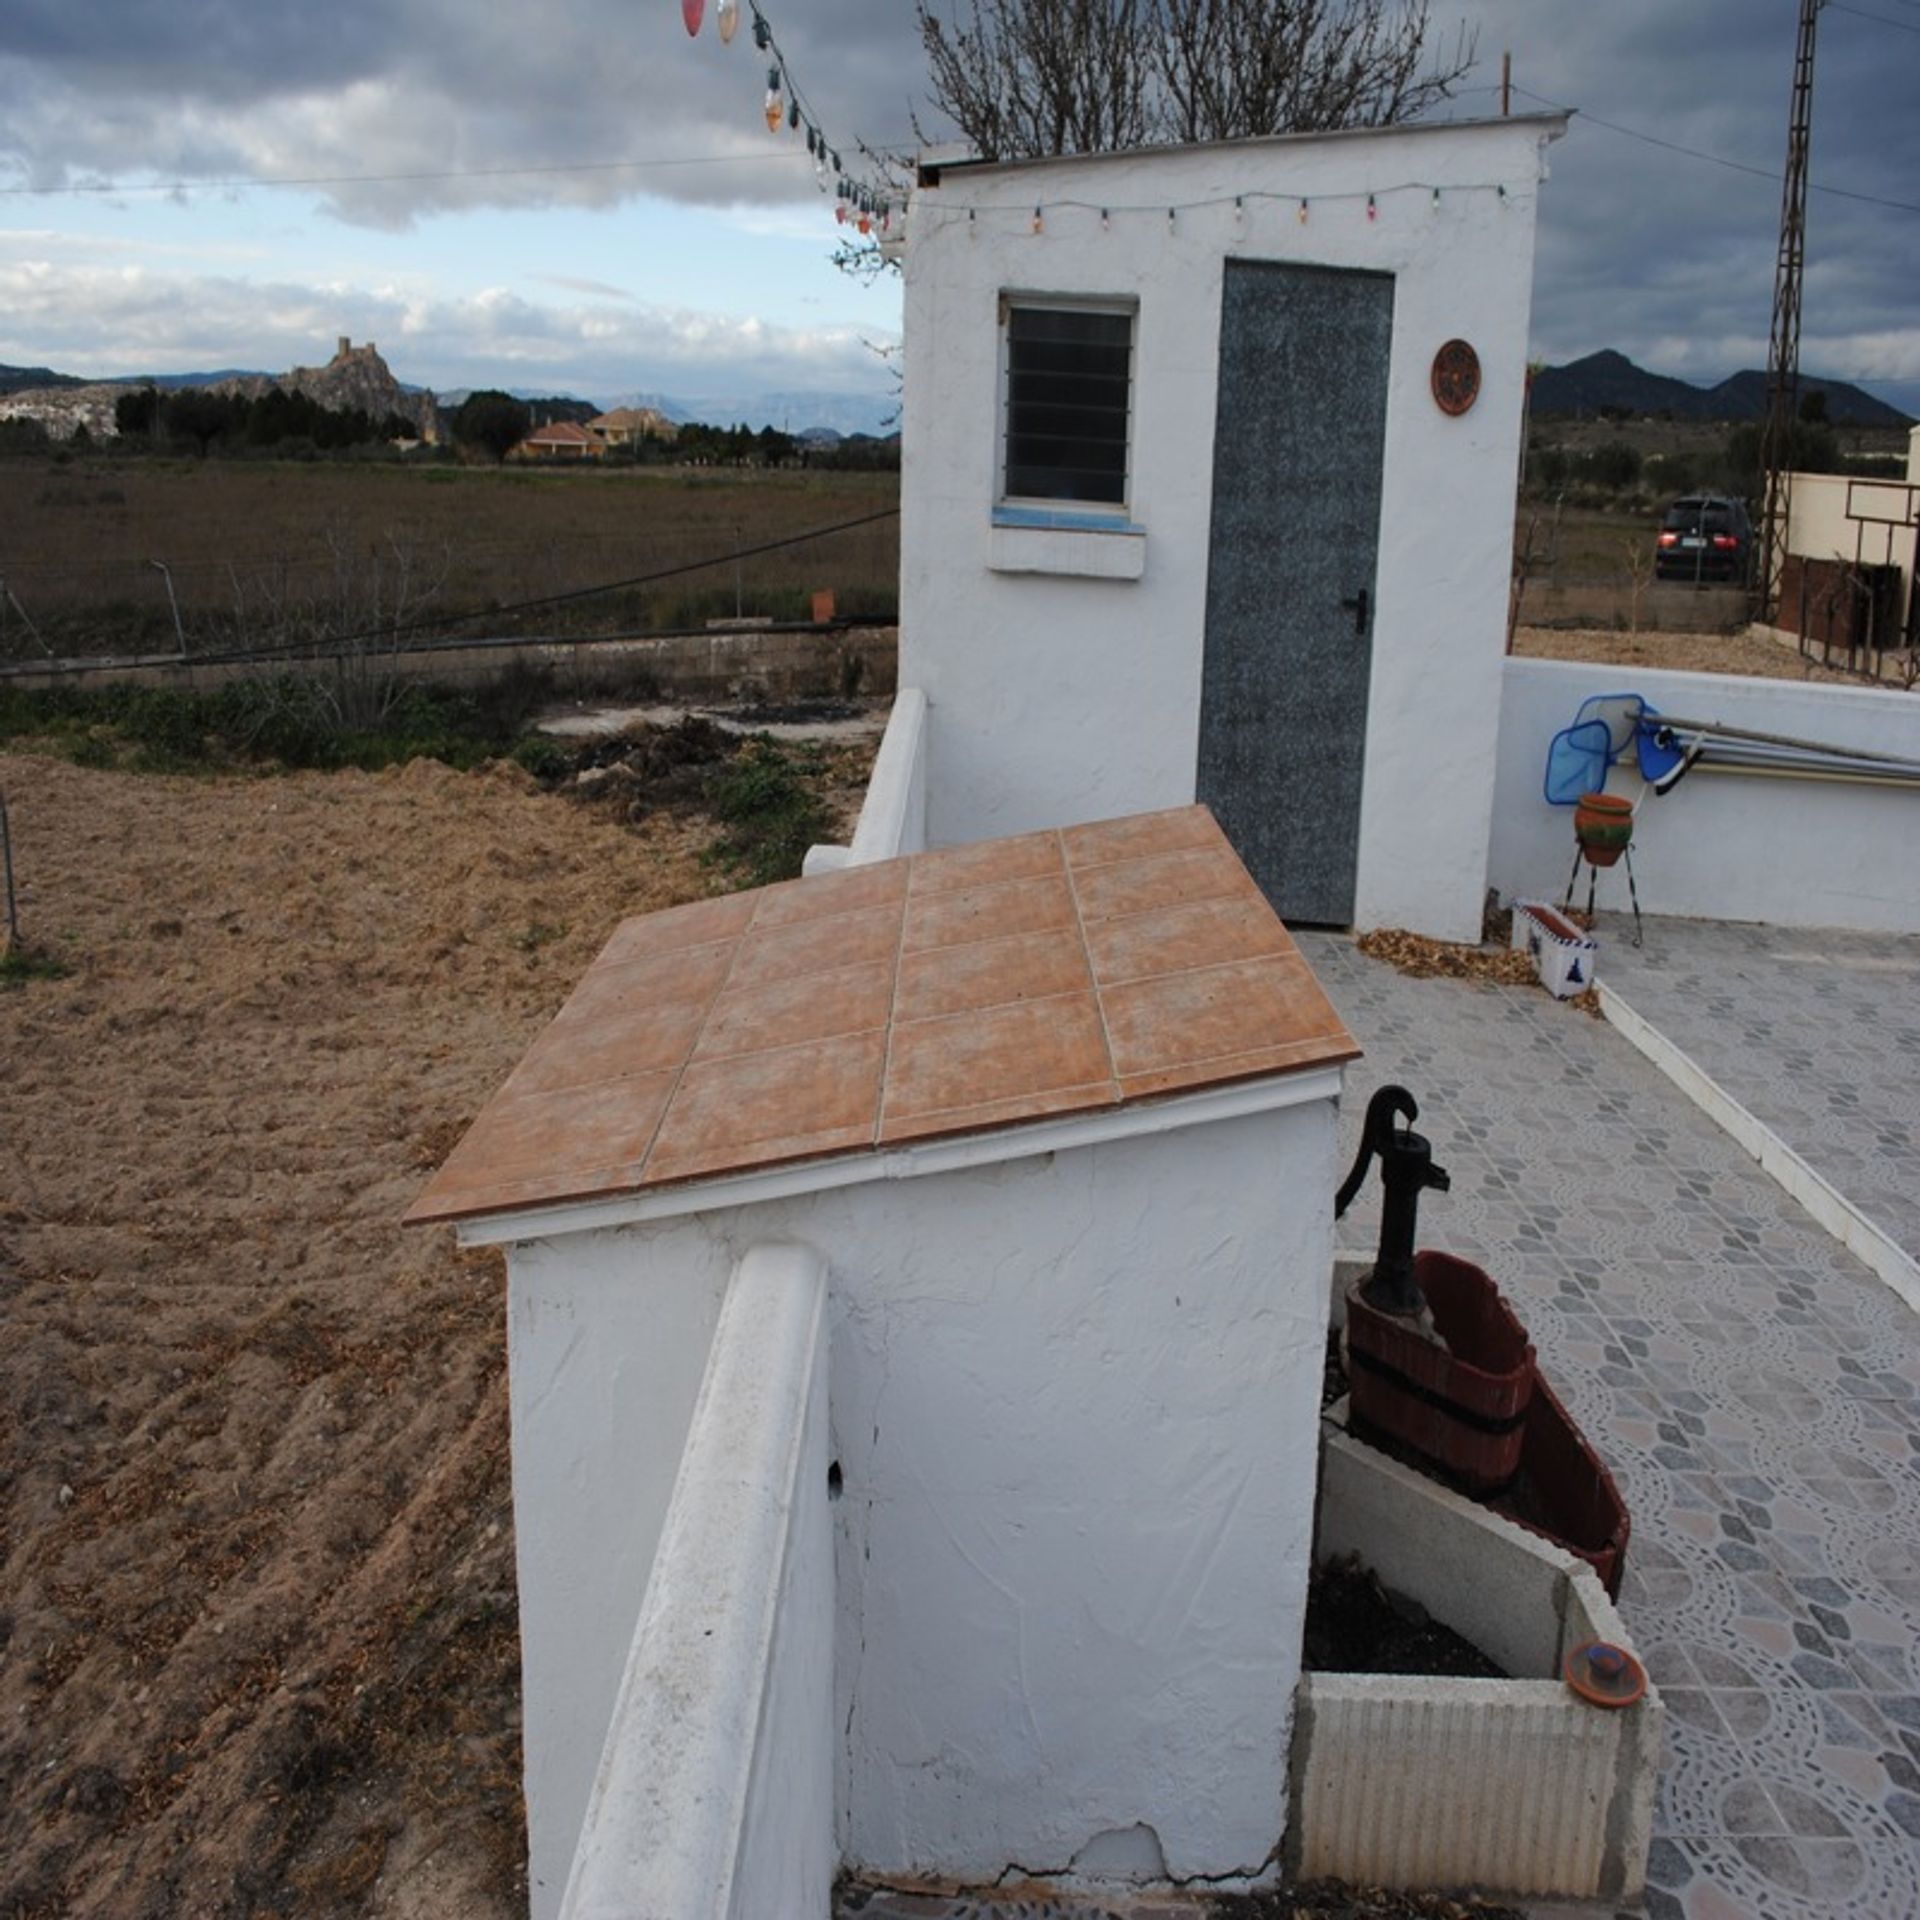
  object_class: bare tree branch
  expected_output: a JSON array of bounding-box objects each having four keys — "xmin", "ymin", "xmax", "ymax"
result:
[{"xmin": 914, "ymin": 0, "xmax": 1477, "ymax": 158}]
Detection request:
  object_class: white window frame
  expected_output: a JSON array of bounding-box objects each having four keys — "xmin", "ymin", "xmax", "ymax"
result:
[{"xmin": 995, "ymin": 293, "xmax": 1138, "ymax": 522}]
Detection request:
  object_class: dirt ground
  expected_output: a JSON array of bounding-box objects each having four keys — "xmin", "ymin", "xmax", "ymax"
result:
[
  {"xmin": 1510, "ymin": 621, "xmax": 1886, "ymax": 686},
  {"xmin": 0, "ymin": 748, "xmax": 820, "ymax": 1917},
  {"xmin": 0, "ymin": 459, "xmax": 900, "ymax": 657}
]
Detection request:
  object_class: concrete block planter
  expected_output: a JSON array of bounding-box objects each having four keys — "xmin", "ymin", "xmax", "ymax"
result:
[{"xmin": 1289, "ymin": 1425, "xmax": 1661, "ymax": 1905}]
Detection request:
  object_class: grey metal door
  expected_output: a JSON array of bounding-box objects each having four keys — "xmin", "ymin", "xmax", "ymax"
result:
[{"xmin": 1197, "ymin": 259, "xmax": 1393, "ymax": 925}]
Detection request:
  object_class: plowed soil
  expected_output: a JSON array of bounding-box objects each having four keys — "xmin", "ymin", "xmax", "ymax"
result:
[{"xmin": 0, "ymin": 750, "xmax": 749, "ymax": 1917}]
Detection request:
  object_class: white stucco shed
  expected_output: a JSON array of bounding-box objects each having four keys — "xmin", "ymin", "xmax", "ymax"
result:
[
  {"xmin": 409, "ymin": 807, "xmax": 1357, "ymax": 1912},
  {"xmin": 898, "ymin": 115, "xmax": 1566, "ymax": 944}
]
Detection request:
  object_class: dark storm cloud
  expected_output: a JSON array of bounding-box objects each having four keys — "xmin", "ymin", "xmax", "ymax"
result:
[
  {"xmin": 1, "ymin": 1, "xmax": 1914, "ymax": 396},
  {"xmin": 1457, "ymin": 0, "xmax": 1920, "ymax": 396},
  {"xmin": 0, "ymin": 0, "xmax": 927, "ymax": 215}
]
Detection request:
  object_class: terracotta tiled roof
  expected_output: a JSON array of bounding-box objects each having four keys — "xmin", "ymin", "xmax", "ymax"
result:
[
  {"xmin": 523, "ymin": 420, "xmax": 595, "ymax": 444},
  {"xmin": 405, "ymin": 806, "xmax": 1358, "ymax": 1225}
]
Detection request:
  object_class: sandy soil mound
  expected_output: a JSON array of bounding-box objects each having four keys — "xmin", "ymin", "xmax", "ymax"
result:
[{"xmin": 0, "ymin": 750, "xmax": 737, "ymax": 1917}]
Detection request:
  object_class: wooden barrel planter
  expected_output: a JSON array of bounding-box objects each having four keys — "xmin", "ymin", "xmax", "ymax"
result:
[
  {"xmin": 1573, "ymin": 791, "xmax": 1633, "ymax": 868},
  {"xmin": 1491, "ymin": 1372, "xmax": 1633, "ymax": 1600},
  {"xmin": 1345, "ymin": 1252, "xmax": 1536, "ymax": 1494}
]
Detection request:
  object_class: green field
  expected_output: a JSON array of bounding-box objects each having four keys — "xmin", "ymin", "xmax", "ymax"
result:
[{"xmin": 0, "ymin": 458, "xmax": 901, "ymax": 660}]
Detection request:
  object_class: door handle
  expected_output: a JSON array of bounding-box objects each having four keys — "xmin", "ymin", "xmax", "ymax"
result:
[{"xmin": 1341, "ymin": 586, "xmax": 1370, "ymax": 638}]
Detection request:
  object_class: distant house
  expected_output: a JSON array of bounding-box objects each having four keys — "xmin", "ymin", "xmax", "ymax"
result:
[
  {"xmin": 512, "ymin": 419, "xmax": 599, "ymax": 461},
  {"xmin": 587, "ymin": 406, "xmax": 678, "ymax": 450}
]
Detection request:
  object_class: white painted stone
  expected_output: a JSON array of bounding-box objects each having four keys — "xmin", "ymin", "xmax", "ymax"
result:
[
  {"xmin": 1297, "ymin": 1427, "xmax": 1660, "ymax": 1904},
  {"xmin": 987, "ymin": 523, "xmax": 1147, "ymax": 580},
  {"xmin": 1315, "ymin": 1424, "xmax": 1574, "ymax": 1681},
  {"xmin": 1491, "ymin": 656, "xmax": 1920, "ymax": 933},
  {"xmin": 899, "ymin": 119, "xmax": 1563, "ymax": 942},
  {"xmin": 559, "ymin": 1244, "xmax": 834, "ymax": 1920},
  {"xmin": 504, "ymin": 1099, "xmax": 1339, "ymax": 1895}
]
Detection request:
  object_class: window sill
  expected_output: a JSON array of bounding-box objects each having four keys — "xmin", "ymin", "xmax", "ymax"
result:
[{"xmin": 988, "ymin": 511, "xmax": 1146, "ymax": 581}]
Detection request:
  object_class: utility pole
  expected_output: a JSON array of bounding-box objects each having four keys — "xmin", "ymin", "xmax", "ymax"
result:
[
  {"xmin": 1757, "ymin": 0, "xmax": 1825, "ymax": 623},
  {"xmin": 1501, "ymin": 52, "xmax": 1512, "ymax": 117}
]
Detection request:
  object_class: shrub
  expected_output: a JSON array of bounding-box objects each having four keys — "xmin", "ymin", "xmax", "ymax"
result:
[{"xmin": 704, "ymin": 738, "xmax": 835, "ymax": 886}]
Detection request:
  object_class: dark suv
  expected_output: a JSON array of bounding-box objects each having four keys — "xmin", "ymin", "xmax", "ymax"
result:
[{"xmin": 1655, "ymin": 494, "xmax": 1753, "ymax": 584}]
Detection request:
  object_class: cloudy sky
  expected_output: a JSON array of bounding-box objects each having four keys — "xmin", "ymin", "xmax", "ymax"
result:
[{"xmin": 1, "ymin": 1, "xmax": 1915, "ymax": 418}]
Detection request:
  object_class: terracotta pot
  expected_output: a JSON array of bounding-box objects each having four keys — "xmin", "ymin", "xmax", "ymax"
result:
[{"xmin": 1574, "ymin": 791, "xmax": 1633, "ymax": 868}]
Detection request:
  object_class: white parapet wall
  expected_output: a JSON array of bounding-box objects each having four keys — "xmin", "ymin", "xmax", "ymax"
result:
[
  {"xmin": 1785, "ymin": 470, "xmax": 1917, "ymax": 586},
  {"xmin": 559, "ymin": 1243, "xmax": 835, "ymax": 1920},
  {"xmin": 1491, "ymin": 656, "xmax": 1920, "ymax": 933},
  {"xmin": 849, "ymin": 687, "xmax": 928, "ymax": 866},
  {"xmin": 1294, "ymin": 1428, "xmax": 1661, "ymax": 1904},
  {"xmin": 804, "ymin": 687, "xmax": 929, "ymax": 876}
]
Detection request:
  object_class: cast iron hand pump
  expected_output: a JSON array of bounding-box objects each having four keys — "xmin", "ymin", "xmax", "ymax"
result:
[{"xmin": 1334, "ymin": 1085, "xmax": 1450, "ymax": 1318}]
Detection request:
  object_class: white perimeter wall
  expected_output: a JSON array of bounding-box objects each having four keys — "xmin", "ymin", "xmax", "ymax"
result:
[
  {"xmin": 1491, "ymin": 657, "xmax": 1920, "ymax": 932},
  {"xmin": 506, "ymin": 1099, "xmax": 1337, "ymax": 1899},
  {"xmin": 1786, "ymin": 471, "xmax": 1917, "ymax": 582},
  {"xmin": 899, "ymin": 119, "xmax": 1560, "ymax": 943}
]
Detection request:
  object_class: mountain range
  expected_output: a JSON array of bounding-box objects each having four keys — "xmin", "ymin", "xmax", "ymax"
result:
[
  {"xmin": 1531, "ymin": 350, "xmax": 1912, "ymax": 429},
  {"xmin": 6, "ymin": 348, "xmax": 1905, "ymax": 436}
]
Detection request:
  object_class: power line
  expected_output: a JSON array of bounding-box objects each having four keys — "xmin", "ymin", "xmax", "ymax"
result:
[
  {"xmin": 1511, "ymin": 85, "xmax": 1920, "ymax": 215},
  {"xmin": 286, "ymin": 503, "xmax": 901, "ymax": 653},
  {"xmin": 1828, "ymin": 1, "xmax": 1920, "ymax": 31},
  {"xmin": 1, "ymin": 503, "xmax": 900, "ymax": 669}
]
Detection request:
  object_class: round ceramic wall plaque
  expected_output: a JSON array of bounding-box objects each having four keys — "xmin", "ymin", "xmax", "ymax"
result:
[{"xmin": 1431, "ymin": 338, "xmax": 1481, "ymax": 416}]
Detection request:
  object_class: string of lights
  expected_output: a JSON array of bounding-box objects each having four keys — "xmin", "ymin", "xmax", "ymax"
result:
[
  {"xmin": 679, "ymin": 0, "xmax": 902, "ymax": 234},
  {"xmin": 916, "ymin": 179, "xmax": 1530, "ymax": 237}
]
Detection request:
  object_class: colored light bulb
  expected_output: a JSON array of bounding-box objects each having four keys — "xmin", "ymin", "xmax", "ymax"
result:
[
  {"xmin": 717, "ymin": 0, "xmax": 738, "ymax": 42},
  {"xmin": 682, "ymin": 0, "xmax": 705, "ymax": 35}
]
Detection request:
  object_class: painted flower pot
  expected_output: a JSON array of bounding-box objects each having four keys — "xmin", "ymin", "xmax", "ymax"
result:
[{"xmin": 1574, "ymin": 791, "xmax": 1633, "ymax": 868}]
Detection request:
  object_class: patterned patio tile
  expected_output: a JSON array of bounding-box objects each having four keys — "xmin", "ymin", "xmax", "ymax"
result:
[
  {"xmin": 1297, "ymin": 931, "xmax": 1920, "ymax": 1920},
  {"xmin": 1600, "ymin": 918, "xmax": 1920, "ymax": 1263}
]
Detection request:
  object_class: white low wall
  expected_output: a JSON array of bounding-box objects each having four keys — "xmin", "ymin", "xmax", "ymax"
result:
[
  {"xmin": 803, "ymin": 687, "xmax": 928, "ymax": 876},
  {"xmin": 1294, "ymin": 1429, "xmax": 1660, "ymax": 1904},
  {"xmin": 559, "ymin": 1243, "xmax": 835, "ymax": 1920},
  {"xmin": 1786, "ymin": 470, "xmax": 1916, "ymax": 585},
  {"xmin": 849, "ymin": 688, "xmax": 928, "ymax": 865},
  {"xmin": 1491, "ymin": 656, "xmax": 1920, "ymax": 933}
]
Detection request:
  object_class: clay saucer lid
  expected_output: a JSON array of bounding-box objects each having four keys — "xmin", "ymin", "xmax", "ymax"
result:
[{"xmin": 1564, "ymin": 1639, "xmax": 1647, "ymax": 1709}]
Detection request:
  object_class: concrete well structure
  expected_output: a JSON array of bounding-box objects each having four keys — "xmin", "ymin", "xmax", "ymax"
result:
[
  {"xmin": 898, "ymin": 115, "xmax": 1565, "ymax": 943},
  {"xmin": 408, "ymin": 807, "xmax": 1358, "ymax": 1914}
]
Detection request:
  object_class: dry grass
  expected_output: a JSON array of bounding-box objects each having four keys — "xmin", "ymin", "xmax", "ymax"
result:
[
  {"xmin": 0, "ymin": 745, "xmax": 868, "ymax": 1917},
  {"xmin": 0, "ymin": 459, "xmax": 900, "ymax": 656}
]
